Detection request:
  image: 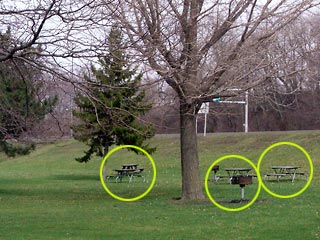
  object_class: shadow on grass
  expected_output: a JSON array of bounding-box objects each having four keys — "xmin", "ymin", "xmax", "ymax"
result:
[
  {"xmin": 0, "ymin": 184, "xmax": 105, "ymax": 200},
  {"xmin": 218, "ymin": 199, "xmax": 272, "ymax": 204},
  {"xmin": 0, "ymin": 175, "xmax": 103, "ymax": 200},
  {"xmin": 0, "ymin": 188, "xmax": 35, "ymax": 196},
  {"xmin": 169, "ymin": 196, "xmax": 272, "ymax": 206},
  {"xmin": 169, "ymin": 197, "xmax": 212, "ymax": 205},
  {"xmin": 50, "ymin": 174, "xmax": 100, "ymax": 181}
]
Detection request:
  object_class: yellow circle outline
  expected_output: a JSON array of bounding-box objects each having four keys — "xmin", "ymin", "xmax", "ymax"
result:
[
  {"xmin": 257, "ymin": 141, "xmax": 313, "ymax": 199},
  {"xmin": 204, "ymin": 155, "xmax": 262, "ymax": 212},
  {"xmin": 99, "ymin": 145, "xmax": 157, "ymax": 202}
]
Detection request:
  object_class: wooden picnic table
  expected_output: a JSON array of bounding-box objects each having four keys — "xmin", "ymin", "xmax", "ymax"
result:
[
  {"xmin": 265, "ymin": 166, "xmax": 301, "ymax": 182},
  {"xmin": 106, "ymin": 163, "xmax": 145, "ymax": 183},
  {"xmin": 225, "ymin": 168, "xmax": 252, "ymax": 185},
  {"xmin": 209, "ymin": 166, "xmax": 254, "ymax": 200},
  {"xmin": 224, "ymin": 168, "xmax": 252, "ymax": 177},
  {"xmin": 210, "ymin": 167, "xmax": 253, "ymax": 183}
]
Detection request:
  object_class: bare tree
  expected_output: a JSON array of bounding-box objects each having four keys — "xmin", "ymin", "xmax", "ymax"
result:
[
  {"xmin": 0, "ymin": 1, "xmax": 113, "ymax": 59},
  {"xmin": 102, "ymin": 0, "xmax": 320, "ymax": 199},
  {"xmin": 0, "ymin": 0, "xmax": 117, "ymax": 88},
  {"xmin": 249, "ymin": 13, "xmax": 320, "ymax": 130},
  {"xmin": 0, "ymin": 0, "xmax": 115, "ymax": 142}
]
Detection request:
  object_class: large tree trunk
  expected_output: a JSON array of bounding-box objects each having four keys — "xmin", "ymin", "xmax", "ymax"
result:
[{"xmin": 180, "ymin": 102, "xmax": 205, "ymax": 200}]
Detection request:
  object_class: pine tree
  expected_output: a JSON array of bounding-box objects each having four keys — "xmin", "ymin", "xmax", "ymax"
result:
[{"xmin": 72, "ymin": 25, "xmax": 155, "ymax": 162}]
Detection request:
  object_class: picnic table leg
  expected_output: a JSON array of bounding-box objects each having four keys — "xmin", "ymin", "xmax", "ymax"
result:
[
  {"xmin": 277, "ymin": 175, "xmax": 281, "ymax": 182},
  {"xmin": 128, "ymin": 174, "xmax": 134, "ymax": 183},
  {"xmin": 116, "ymin": 175, "xmax": 122, "ymax": 182},
  {"xmin": 277, "ymin": 169, "xmax": 283, "ymax": 182},
  {"xmin": 291, "ymin": 172, "xmax": 296, "ymax": 183},
  {"xmin": 214, "ymin": 174, "xmax": 220, "ymax": 182}
]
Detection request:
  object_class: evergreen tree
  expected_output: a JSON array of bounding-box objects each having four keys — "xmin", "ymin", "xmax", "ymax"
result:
[
  {"xmin": 0, "ymin": 28, "xmax": 58, "ymax": 157},
  {"xmin": 72, "ymin": 25, "xmax": 155, "ymax": 163}
]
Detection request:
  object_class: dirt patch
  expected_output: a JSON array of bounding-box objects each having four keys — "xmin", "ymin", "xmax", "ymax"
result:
[
  {"xmin": 218, "ymin": 199, "xmax": 272, "ymax": 204},
  {"xmin": 169, "ymin": 197, "xmax": 213, "ymax": 206},
  {"xmin": 169, "ymin": 197, "xmax": 272, "ymax": 206}
]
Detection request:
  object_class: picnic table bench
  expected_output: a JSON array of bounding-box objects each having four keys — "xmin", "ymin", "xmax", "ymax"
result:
[{"xmin": 210, "ymin": 165, "xmax": 231, "ymax": 182}]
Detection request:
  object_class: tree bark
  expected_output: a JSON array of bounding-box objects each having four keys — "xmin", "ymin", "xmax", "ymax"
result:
[
  {"xmin": 180, "ymin": 101, "xmax": 205, "ymax": 200},
  {"xmin": 102, "ymin": 140, "xmax": 109, "ymax": 180}
]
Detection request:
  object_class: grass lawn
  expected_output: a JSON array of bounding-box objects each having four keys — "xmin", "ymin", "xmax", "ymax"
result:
[{"xmin": 0, "ymin": 131, "xmax": 319, "ymax": 239}]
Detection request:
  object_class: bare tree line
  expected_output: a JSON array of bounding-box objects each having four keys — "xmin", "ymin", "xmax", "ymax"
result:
[{"xmin": 145, "ymin": 15, "xmax": 320, "ymax": 133}]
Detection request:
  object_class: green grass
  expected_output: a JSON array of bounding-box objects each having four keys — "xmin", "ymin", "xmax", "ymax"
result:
[{"xmin": 0, "ymin": 131, "xmax": 319, "ymax": 239}]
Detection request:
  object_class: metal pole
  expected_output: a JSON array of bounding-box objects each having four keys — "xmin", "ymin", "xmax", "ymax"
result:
[
  {"xmin": 241, "ymin": 186, "xmax": 245, "ymax": 200},
  {"xmin": 204, "ymin": 113, "xmax": 207, "ymax": 136},
  {"xmin": 70, "ymin": 94, "xmax": 73, "ymax": 137},
  {"xmin": 70, "ymin": 58, "xmax": 74, "ymax": 137},
  {"xmin": 244, "ymin": 91, "xmax": 249, "ymax": 133},
  {"xmin": 196, "ymin": 115, "xmax": 198, "ymax": 135}
]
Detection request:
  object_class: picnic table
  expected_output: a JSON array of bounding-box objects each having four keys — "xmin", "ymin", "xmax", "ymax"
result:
[
  {"xmin": 264, "ymin": 166, "xmax": 305, "ymax": 183},
  {"xmin": 225, "ymin": 167, "xmax": 253, "ymax": 184},
  {"xmin": 113, "ymin": 169, "xmax": 136, "ymax": 183},
  {"xmin": 211, "ymin": 167, "xmax": 253, "ymax": 183},
  {"xmin": 209, "ymin": 166, "xmax": 254, "ymax": 200},
  {"xmin": 106, "ymin": 163, "xmax": 145, "ymax": 183},
  {"xmin": 224, "ymin": 168, "xmax": 252, "ymax": 177}
]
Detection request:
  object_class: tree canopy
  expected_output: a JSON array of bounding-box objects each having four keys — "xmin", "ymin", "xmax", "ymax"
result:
[{"xmin": 0, "ymin": 28, "xmax": 58, "ymax": 156}]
